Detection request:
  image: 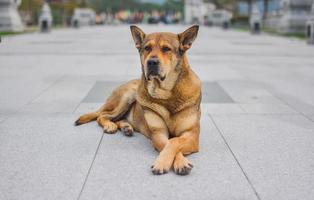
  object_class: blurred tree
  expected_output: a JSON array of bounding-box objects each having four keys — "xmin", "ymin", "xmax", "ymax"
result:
[
  {"xmin": 19, "ymin": 0, "xmax": 43, "ymax": 25},
  {"xmin": 208, "ymin": 0, "xmax": 234, "ymax": 9},
  {"xmin": 90, "ymin": 0, "xmax": 141, "ymax": 12},
  {"xmin": 19, "ymin": 0, "xmax": 43, "ymax": 11},
  {"xmin": 79, "ymin": 0, "xmax": 88, "ymax": 8},
  {"xmin": 162, "ymin": 0, "xmax": 183, "ymax": 12},
  {"xmin": 263, "ymin": 0, "xmax": 269, "ymax": 20},
  {"xmin": 19, "ymin": 0, "xmax": 79, "ymax": 25}
]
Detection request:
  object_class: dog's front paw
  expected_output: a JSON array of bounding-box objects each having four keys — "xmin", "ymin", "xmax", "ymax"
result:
[
  {"xmin": 173, "ymin": 154, "xmax": 193, "ymax": 176},
  {"xmin": 103, "ymin": 121, "xmax": 118, "ymax": 134},
  {"xmin": 151, "ymin": 155, "xmax": 173, "ymax": 175}
]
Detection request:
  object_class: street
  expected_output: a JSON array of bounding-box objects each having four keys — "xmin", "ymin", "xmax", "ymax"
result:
[{"xmin": 0, "ymin": 25, "xmax": 314, "ymax": 200}]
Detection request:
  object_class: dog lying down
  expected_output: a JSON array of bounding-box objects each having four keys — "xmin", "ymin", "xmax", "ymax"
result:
[{"xmin": 75, "ymin": 25, "xmax": 201, "ymax": 176}]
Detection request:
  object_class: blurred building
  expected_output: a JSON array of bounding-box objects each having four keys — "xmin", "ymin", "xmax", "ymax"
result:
[
  {"xmin": 238, "ymin": 0, "xmax": 313, "ymax": 34},
  {"xmin": 0, "ymin": 0, "xmax": 24, "ymax": 32},
  {"xmin": 71, "ymin": 8, "xmax": 96, "ymax": 27},
  {"xmin": 184, "ymin": 0, "xmax": 215, "ymax": 24},
  {"xmin": 265, "ymin": 0, "xmax": 313, "ymax": 33}
]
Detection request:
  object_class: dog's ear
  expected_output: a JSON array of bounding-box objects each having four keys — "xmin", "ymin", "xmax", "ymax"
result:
[
  {"xmin": 178, "ymin": 25, "xmax": 199, "ymax": 52},
  {"xmin": 130, "ymin": 25, "xmax": 145, "ymax": 50}
]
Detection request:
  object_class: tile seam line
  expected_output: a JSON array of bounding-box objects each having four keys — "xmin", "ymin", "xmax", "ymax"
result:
[
  {"xmin": 71, "ymin": 82, "xmax": 97, "ymax": 114},
  {"xmin": 0, "ymin": 74, "xmax": 66, "ymax": 125},
  {"xmin": 237, "ymin": 74, "xmax": 314, "ymax": 123},
  {"xmin": 77, "ymin": 133, "xmax": 104, "ymax": 200},
  {"xmin": 272, "ymin": 94, "xmax": 314, "ymax": 123},
  {"xmin": 208, "ymin": 114, "xmax": 262, "ymax": 200},
  {"xmin": 22, "ymin": 74, "xmax": 67, "ymax": 108}
]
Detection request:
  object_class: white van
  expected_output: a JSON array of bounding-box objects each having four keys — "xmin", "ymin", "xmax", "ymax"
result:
[
  {"xmin": 71, "ymin": 8, "xmax": 96, "ymax": 27},
  {"xmin": 207, "ymin": 10, "xmax": 232, "ymax": 28}
]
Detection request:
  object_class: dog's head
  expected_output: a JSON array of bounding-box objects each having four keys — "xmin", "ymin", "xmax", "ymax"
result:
[{"xmin": 130, "ymin": 25, "xmax": 199, "ymax": 82}]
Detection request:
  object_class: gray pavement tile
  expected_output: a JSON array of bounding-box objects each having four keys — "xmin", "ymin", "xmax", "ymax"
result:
[
  {"xmin": 74, "ymin": 103, "xmax": 103, "ymax": 114},
  {"xmin": 307, "ymin": 115, "xmax": 314, "ymax": 122},
  {"xmin": 21, "ymin": 78, "xmax": 95, "ymax": 113},
  {"xmin": 219, "ymin": 81, "xmax": 284, "ymax": 104},
  {"xmin": 272, "ymin": 92, "xmax": 314, "ymax": 115},
  {"xmin": 211, "ymin": 114, "xmax": 314, "ymax": 200},
  {"xmin": 0, "ymin": 73, "xmax": 62, "ymax": 114},
  {"xmin": 0, "ymin": 114, "xmax": 102, "ymax": 200},
  {"xmin": 239, "ymin": 103, "xmax": 297, "ymax": 114},
  {"xmin": 202, "ymin": 82, "xmax": 234, "ymax": 103},
  {"xmin": 66, "ymin": 56, "xmax": 133, "ymax": 77},
  {"xmin": 229, "ymin": 61, "xmax": 314, "ymax": 116},
  {"xmin": 0, "ymin": 55, "xmax": 74, "ymax": 114},
  {"xmin": 79, "ymin": 116, "xmax": 258, "ymax": 200},
  {"xmin": 82, "ymin": 81, "xmax": 123, "ymax": 103},
  {"xmin": 0, "ymin": 116, "xmax": 6, "ymax": 123},
  {"xmin": 192, "ymin": 64, "xmax": 245, "ymax": 81},
  {"xmin": 201, "ymin": 103, "xmax": 245, "ymax": 114}
]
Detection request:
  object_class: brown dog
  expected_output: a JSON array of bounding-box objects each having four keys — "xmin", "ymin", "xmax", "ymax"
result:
[{"xmin": 75, "ymin": 25, "xmax": 201, "ymax": 175}]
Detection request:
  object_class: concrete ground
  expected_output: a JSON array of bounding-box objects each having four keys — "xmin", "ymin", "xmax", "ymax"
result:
[{"xmin": 1, "ymin": 25, "xmax": 314, "ymax": 200}]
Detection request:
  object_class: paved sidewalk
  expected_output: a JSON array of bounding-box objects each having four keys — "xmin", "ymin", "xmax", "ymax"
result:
[{"xmin": 1, "ymin": 25, "xmax": 314, "ymax": 200}]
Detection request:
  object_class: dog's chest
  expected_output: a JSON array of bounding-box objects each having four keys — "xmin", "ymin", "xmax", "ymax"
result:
[{"xmin": 142, "ymin": 103, "xmax": 196, "ymax": 137}]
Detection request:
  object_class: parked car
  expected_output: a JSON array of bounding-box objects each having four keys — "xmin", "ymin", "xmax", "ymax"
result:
[
  {"xmin": 207, "ymin": 10, "xmax": 232, "ymax": 28},
  {"xmin": 71, "ymin": 8, "xmax": 96, "ymax": 28}
]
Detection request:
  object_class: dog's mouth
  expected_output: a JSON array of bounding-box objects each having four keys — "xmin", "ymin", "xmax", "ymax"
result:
[{"xmin": 147, "ymin": 74, "xmax": 166, "ymax": 82}]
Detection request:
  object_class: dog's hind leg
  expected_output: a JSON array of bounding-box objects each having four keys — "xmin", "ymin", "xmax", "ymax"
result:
[
  {"xmin": 75, "ymin": 79, "xmax": 140, "ymax": 134},
  {"xmin": 75, "ymin": 112, "xmax": 99, "ymax": 126}
]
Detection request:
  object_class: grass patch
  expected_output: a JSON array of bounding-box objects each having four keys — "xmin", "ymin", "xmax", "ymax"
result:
[
  {"xmin": 233, "ymin": 26, "xmax": 306, "ymax": 40},
  {"xmin": 0, "ymin": 25, "xmax": 71, "ymax": 37},
  {"xmin": 0, "ymin": 31, "xmax": 23, "ymax": 36},
  {"xmin": 262, "ymin": 28, "xmax": 306, "ymax": 40},
  {"xmin": 0, "ymin": 26, "xmax": 38, "ymax": 37},
  {"xmin": 233, "ymin": 26, "xmax": 250, "ymax": 32}
]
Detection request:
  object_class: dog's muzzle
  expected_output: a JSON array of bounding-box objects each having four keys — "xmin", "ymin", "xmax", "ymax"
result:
[
  {"xmin": 147, "ymin": 58, "xmax": 160, "ymax": 76},
  {"xmin": 145, "ymin": 58, "xmax": 166, "ymax": 81}
]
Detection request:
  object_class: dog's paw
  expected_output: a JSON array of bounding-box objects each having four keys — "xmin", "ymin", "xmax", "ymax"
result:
[
  {"xmin": 103, "ymin": 121, "xmax": 118, "ymax": 134},
  {"xmin": 74, "ymin": 119, "xmax": 82, "ymax": 126},
  {"xmin": 120, "ymin": 125, "xmax": 134, "ymax": 136},
  {"xmin": 173, "ymin": 155, "xmax": 193, "ymax": 176},
  {"xmin": 116, "ymin": 120, "xmax": 134, "ymax": 136},
  {"xmin": 151, "ymin": 155, "xmax": 173, "ymax": 175}
]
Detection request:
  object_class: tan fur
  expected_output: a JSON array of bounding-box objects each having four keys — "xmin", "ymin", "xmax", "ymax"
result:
[{"xmin": 75, "ymin": 25, "xmax": 201, "ymax": 175}]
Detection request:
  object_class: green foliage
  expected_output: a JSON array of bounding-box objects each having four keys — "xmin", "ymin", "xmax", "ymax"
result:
[
  {"xmin": 162, "ymin": 0, "xmax": 183, "ymax": 12},
  {"xmin": 89, "ymin": 0, "xmax": 183, "ymax": 13},
  {"xmin": 19, "ymin": 0, "xmax": 43, "ymax": 11},
  {"xmin": 208, "ymin": 0, "xmax": 234, "ymax": 9},
  {"xmin": 18, "ymin": 0, "xmax": 43, "ymax": 24},
  {"xmin": 0, "ymin": 27, "xmax": 37, "ymax": 36}
]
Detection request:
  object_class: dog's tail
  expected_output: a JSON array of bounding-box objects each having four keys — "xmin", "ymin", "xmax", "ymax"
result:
[{"xmin": 75, "ymin": 112, "xmax": 99, "ymax": 126}]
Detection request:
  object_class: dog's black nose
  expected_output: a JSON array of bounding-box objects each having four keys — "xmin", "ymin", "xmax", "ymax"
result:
[
  {"xmin": 147, "ymin": 58, "xmax": 160, "ymax": 68},
  {"xmin": 147, "ymin": 58, "xmax": 160, "ymax": 76}
]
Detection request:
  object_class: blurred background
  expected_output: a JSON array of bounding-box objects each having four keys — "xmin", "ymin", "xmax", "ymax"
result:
[
  {"xmin": 1, "ymin": 0, "xmax": 314, "ymax": 39},
  {"xmin": 1, "ymin": 1, "xmax": 314, "ymax": 199}
]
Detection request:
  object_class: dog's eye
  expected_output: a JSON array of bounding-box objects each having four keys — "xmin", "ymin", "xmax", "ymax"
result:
[
  {"xmin": 144, "ymin": 46, "xmax": 152, "ymax": 52},
  {"xmin": 162, "ymin": 47, "xmax": 171, "ymax": 52}
]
